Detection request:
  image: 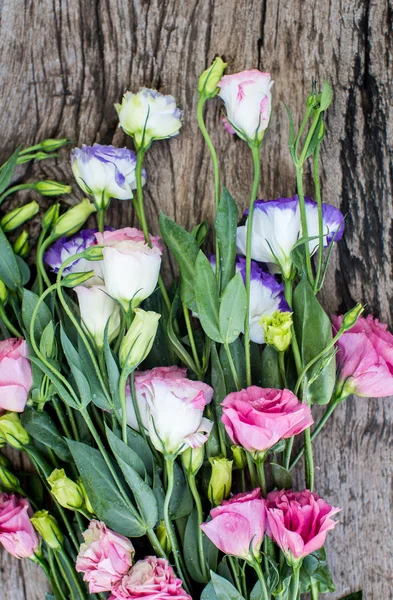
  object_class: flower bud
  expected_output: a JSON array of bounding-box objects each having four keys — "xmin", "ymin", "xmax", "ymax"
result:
[
  {"xmin": 42, "ymin": 203, "xmax": 60, "ymax": 231},
  {"xmin": 35, "ymin": 181, "xmax": 71, "ymax": 196},
  {"xmin": 318, "ymin": 81, "xmax": 333, "ymax": 112},
  {"xmin": 0, "ymin": 453, "xmax": 10, "ymax": 467},
  {"xmin": 1, "ymin": 201, "xmax": 39, "ymax": 232},
  {"xmin": 31, "ymin": 510, "xmax": 64, "ymax": 550},
  {"xmin": 0, "ymin": 279, "xmax": 8, "ymax": 303},
  {"xmin": 261, "ymin": 311, "xmax": 293, "ymax": 353},
  {"xmin": 208, "ymin": 457, "xmax": 233, "ymax": 507},
  {"xmin": 156, "ymin": 521, "xmax": 171, "ymax": 554},
  {"xmin": 338, "ymin": 303, "xmax": 364, "ymax": 333},
  {"xmin": 181, "ymin": 446, "xmax": 204, "ymax": 476},
  {"xmin": 47, "ymin": 469, "xmax": 85, "ymax": 510},
  {"xmin": 51, "ymin": 199, "xmax": 96, "ymax": 239},
  {"xmin": 13, "ymin": 231, "xmax": 30, "ymax": 258},
  {"xmin": 62, "ymin": 270, "xmax": 96, "ymax": 288},
  {"xmin": 198, "ymin": 57, "xmax": 227, "ymax": 97},
  {"xmin": 0, "ymin": 413, "xmax": 31, "ymax": 449},
  {"xmin": 40, "ymin": 138, "xmax": 69, "ymax": 152},
  {"xmin": 77, "ymin": 478, "xmax": 95, "ymax": 514},
  {"xmin": 119, "ymin": 309, "xmax": 160, "ymax": 370},
  {"xmin": 0, "ymin": 464, "xmax": 20, "ymax": 491},
  {"xmin": 231, "ymin": 445, "xmax": 247, "ymax": 469}
]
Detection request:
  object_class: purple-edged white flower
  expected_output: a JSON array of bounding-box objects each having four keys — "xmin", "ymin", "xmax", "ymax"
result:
[
  {"xmin": 71, "ymin": 144, "xmax": 145, "ymax": 208},
  {"xmin": 44, "ymin": 229, "xmax": 98, "ymax": 276},
  {"xmin": 236, "ymin": 257, "xmax": 290, "ymax": 344},
  {"xmin": 115, "ymin": 88, "xmax": 183, "ymax": 149},
  {"xmin": 236, "ymin": 196, "xmax": 344, "ymax": 277}
]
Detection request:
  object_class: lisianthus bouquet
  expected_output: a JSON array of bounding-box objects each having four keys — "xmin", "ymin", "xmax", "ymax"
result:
[{"xmin": 0, "ymin": 57, "xmax": 390, "ymax": 600}]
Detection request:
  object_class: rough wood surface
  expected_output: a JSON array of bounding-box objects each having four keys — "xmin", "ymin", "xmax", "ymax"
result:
[{"xmin": 0, "ymin": 0, "xmax": 392, "ymax": 598}]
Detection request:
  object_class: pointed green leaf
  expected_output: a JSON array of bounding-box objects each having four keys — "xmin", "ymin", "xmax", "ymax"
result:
[
  {"xmin": 195, "ymin": 252, "xmax": 222, "ymax": 343},
  {"xmin": 219, "ymin": 273, "xmax": 246, "ymax": 344},
  {"xmin": 215, "ymin": 187, "xmax": 238, "ymax": 290}
]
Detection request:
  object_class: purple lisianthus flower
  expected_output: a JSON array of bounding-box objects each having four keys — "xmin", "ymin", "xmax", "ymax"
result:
[
  {"xmin": 237, "ymin": 196, "xmax": 344, "ymax": 278},
  {"xmin": 71, "ymin": 144, "xmax": 146, "ymax": 208},
  {"xmin": 44, "ymin": 228, "xmax": 98, "ymax": 275}
]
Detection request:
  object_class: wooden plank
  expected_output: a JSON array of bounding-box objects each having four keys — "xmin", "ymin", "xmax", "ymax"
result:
[{"xmin": 0, "ymin": 0, "xmax": 392, "ymax": 598}]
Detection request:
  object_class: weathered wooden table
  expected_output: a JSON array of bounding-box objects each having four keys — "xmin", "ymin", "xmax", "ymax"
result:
[{"xmin": 0, "ymin": 1, "xmax": 392, "ymax": 598}]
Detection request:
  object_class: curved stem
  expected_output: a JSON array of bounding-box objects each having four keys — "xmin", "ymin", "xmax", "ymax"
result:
[
  {"xmin": 36, "ymin": 236, "xmax": 53, "ymax": 292},
  {"xmin": 251, "ymin": 559, "xmax": 270, "ymax": 600},
  {"xmin": 0, "ymin": 183, "xmax": 35, "ymax": 205},
  {"xmin": 0, "ymin": 303, "xmax": 22, "ymax": 337},
  {"xmin": 244, "ymin": 144, "xmax": 261, "ymax": 387},
  {"xmin": 163, "ymin": 458, "xmax": 191, "ymax": 592},
  {"xmin": 294, "ymin": 329, "xmax": 342, "ymax": 396},
  {"xmin": 182, "ymin": 302, "xmax": 202, "ymax": 376},
  {"xmin": 187, "ymin": 472, "xmax": 208, "ymax": 581},
  {"xmin": 224, "ymin": 342, "xmax": 241, "ymax": 391}
]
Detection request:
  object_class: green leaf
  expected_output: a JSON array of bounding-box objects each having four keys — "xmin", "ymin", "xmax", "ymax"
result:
[
  {"xmin": 191, "ymin": 221, "xmax": 208, "ymax": 247},
  {"xmin": 22, "ymin": 289, "xmax": 52, "ymax": 340},
  {"xmin": 77, "ymin": 337, "xmax": 111, "ymax": 411},
  {"xmin": 167, "ymin": 290, "xmax": 198, "ymax": 371},
  {"xmin": 271, "ymin": 463, "xmax": 292, "ymax": 489},
  {"xmin": 106, "ymin": 426, "xmax": 146, "ymax": 480},
  {"xmin": 29, "ymin": 356, "xmax": 80, "ymax": 408},
  {"xmin": 126, "ymin": 427, "xmax": 155, "ymax": 478},
  {"xmin": 60, "ymin": 327, "xmax": 91, "ymax": 407},
  {"xmin": 170, "ymin": 461, "xmax": 194, "ymax": 519},
  {"xmin": 22, "ymin": 407, "xmax": 72, "ymax": 462},
  {"xmin": 299, "ymin": 548, "xmax": 335, "ymax": 594},
  {"xmin": 15, "ymin": 255, "xmax": 30, "ymax": 286},
  {"xmin": 219, "ymin": 273, "xmax": 246, "ymax": 344},
  {"xmin": 210, "ymin": 571, "xmax": 245, "ymax": 600},
  {"xmin": 319, "ymin": 80, "xmax": 333, "ymax": 112},
  {"xmin": 220, "ymin": 339, "xmax": 246, "ymax": 391},
  {"xmin": 261, "ymin": 345, "xmax": 281, "ymax": 388},
  {"xmin": 0, "ymin": 147, "xmax": 21, "ymax": 197},
  {"xmin": 201, "ymin": 582, "xmax": 218, "ymax": 600},
  {"xmin": 183, "ymin": 507, "xmax": 206, "ymax": 583},
  {"xmin": 104, "ymin": 333, "xmax": 120, "ymax": 412},
  {"xmin": 293, "ymin": 279, "xmax": 336, "ymax": 405},
  {"xmin": 159, "ymin": 212, "xmax": 199, "ymax": 310},
  {"xmin": 195, "ymin": 252, "xmax": 222, "ymax": 343},
  {"xmin": 0, "ymin": 228, "xmax": 22, "ymax": 291},
  {"xmin": 40, "ymin": 321, "xmax": 55, "ymax": 359},
  {"xmin": 215, "ymin": 187, "xmax": 238, "ymax": 291},
  {"xmin": 67, "ymin": 439, "xmax": 145, "ymax": 537}
]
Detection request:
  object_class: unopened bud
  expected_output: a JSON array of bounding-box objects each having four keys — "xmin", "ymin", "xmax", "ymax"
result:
[
  {"xmin": 119, "ymin": 309, "xmax": 160, "ymax": 370},
  {"xmin": 61, "ymin": 270, "xmax": 95, "ymax": 288},
  {"xmin": 318, "ymin": 80, "xmax": 333, "ymax": 112},
  {"xmin": 231, "ymin": 445, "xmax": 247, "ymax": 469},
  {"xmin": 42, "ymin": 203, "xmax": 60, "ymax": 231},
  {"xmin": 0, "ymin": 279, "xmax": 8, "ymax": 303},
  {"xmin": 208, "ymin": 457, "xmax": 233, "ymax": 507},
  {"xmin": 77, "ymin": 478, "xmax": 95, "ymax": 514},
  {"xmin": 40, "ymin": 138, "xmax": 69, "ymax": 152},
  {"xmin": 261, "ymin": 311, "xmax": 293, "ymax": 353},
  {"xmin": 47, "ymin": 469, "xmax": 85, "ymax": 510},
  {"xmin": 0, "ymin": 464, "xmax": 20, "ymax": 491},
  {"xmin": 13, "ymin": 231, "xmax": 30, "ymax": 258},
  {"xmin": 50, "ymin": 199, "xmax": 96, "ymax": 239},
  {"xmin": 31, "ymin": 511, "xmax": 64, "ymax": 550},
  {"xmin": 339, "ymin": 303, "xmax": 364, "ymax": 333},
  {"xmin": 156, "ymin": 521, "xmax": 171, "ymax": 554},
  {"xmin": 198, "ymin": 57, "xmax": 227, "ymax": 98},
  {"xmin": 181, "ymin": 446, "xmax": 204, "ymax": 475},
  {"xmin": 1, "ymin": 201, "xmax": 39, "ymax": 232},
  {"xmin": 35, "ymin": 181, "xmax": 71, "ymax": 196},
  {"xmin": 0, "ymin": 413, "xmax": 31, "ymax": 449}
]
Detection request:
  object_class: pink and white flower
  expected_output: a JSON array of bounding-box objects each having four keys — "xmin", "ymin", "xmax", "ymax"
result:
[
  {"xmin": 0, "ymin": 339, "xmax": 32, "ymax": 412},
  {"xmin": 0, "ymin": 493, "xmax": 39, "ymax": 559}
]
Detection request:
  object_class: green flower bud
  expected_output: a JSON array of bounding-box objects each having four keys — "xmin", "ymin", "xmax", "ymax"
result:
[
  {"xmin": 40, "ymin": 138, "xmax": 69, "ymax": 152},
  {"xmin": 42, "ymin": 203, "xmax": 60, "ymax": 231},
  {"xmin": 261, "ymin": 311, "xmax": 293, "ymax": 353},
  {"xmin": 1, "ymin": 201, "xmax": 39, "ymax": 232},
  {"xmin": 0, "ymin": 413, "xmax": 31, "ymax": 449},
  {"xmin": 0, "ymin": 453, "xmax": 10, "ymax": 468},
  {"xmin": 0, "ymin": 464, "xmax": 20, "ymax": 491},
  {"xmin": 198, "ymin": 57, "xmax": 227, "ymax": 97},
  {"xmin": 77, "ymin": 478, "xmax": 95, "ymax": 514},
  {"xmin": 13, "ymin": 231, "xmax": 30, "ymax": 258},
  {"xmin": 83, "ymin": 246, "xmax": 104, "ymax": 261},
  {"xmin": 156, "ymin": 521, "xmax": 171, "ymax": 554},
  {"xmin": 231, "ymin": 445, "xmax": 247, "ymax": 470},
  {"xmin": 181, "ymin": 446, "xmax": 204, "ymax": 475},
  {"xmin": 0, "ymin": 279, "xmax": 8, "ymax": 303},
  {"xmin": 119, "ymin": 309, "xmax": 160, "ymax": 370},
  {"xmin": 17, "ymin": 152, "xmax": 59, "ymax": 165},
  {"xmin": 61, "ymin": 270, "xmax": 95, "ymax": 288},
  {"xmin": 318, "ymin": 80, "xmax": 333, "ymax": 112},
  {"xmin": 208, "ymin": 457, "xmax": 233, "ymax": 507},
  {"xmin": 339, "ymin": 303, "xmax": 364, "ymax": 333},
  {"xmin": 31, "ymin": 510, "xmax": 64, "ymax": 550},
  {"xmin": 35, "ymin": 180, "xmax": 72, "ymax": 196},
  {"xmin": 47, "ymin": 469, "xmax": 85, "ymax": 510},
  {"xmin": 50, "ymin": 199, "xmax": 96, "ymax": 239}
]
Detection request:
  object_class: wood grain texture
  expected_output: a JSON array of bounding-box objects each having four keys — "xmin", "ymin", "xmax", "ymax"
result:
[{"xmin": 0, "ymin": 0, "xmax": 392, "ymax": 598}]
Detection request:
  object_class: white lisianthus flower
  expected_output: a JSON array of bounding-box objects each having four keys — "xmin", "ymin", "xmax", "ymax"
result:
[
  {"xmin": 74, "ymin": 284, "xmax": 121, "ymax": 348},
  {"xmin": 126, "ymin": 370, "xmax": 214, "ymax": 456},
  {"xmin": 115, "ymin": 89, "xmax": 183, "ymax": 149},
  {"xmin": 218, "ymin": 69, "xmax": 273, "ymax": 143},
  {"xmin": 71, "ymin": 144, "xmax": 146, "ymax": 209}
]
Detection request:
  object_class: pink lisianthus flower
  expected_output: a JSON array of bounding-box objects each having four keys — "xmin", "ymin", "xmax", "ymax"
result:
[
  {"xmin": 265, "ymin": 489, "xmax": 341, "ymax": 564},
  {"xmin": 110, "ymin": 556, "xmax": 191, "ymax": 600},
  {"xmin": 95, "ymin": 227, "xmax": 163, "ymax": 253},
  {"xmin": 221, "ymin": 386, "xmax": 313, "ymax": 454},
  {"xmin": 332, "ymin": 314, "xmax": 393, "ymax": 398},
  {"xmin": 0, "ymin": 493, "xmax": 39, "ymax": 559},
  {"xmin": 0, "ymin": 339, "xmax": 32, "ymax": 412},
  {"xmin": 218, "ymin": 70, "xmax": 273, "ymax": 142},
  {"xmin": 76, "ymin": 520, "xmax": 135, "ymax": 593},
  {"xmin": 126, "ymin": 370, "xmax": 213, "ymax": 456},
  {"xmin": 201, "ymin": 488, "xmax": 266, "ymax": 561}
]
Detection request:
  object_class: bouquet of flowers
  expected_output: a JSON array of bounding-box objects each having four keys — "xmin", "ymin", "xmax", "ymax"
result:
[{"xmin": 0, "ymin": 57, "xmax": 389, "ymax": 600}]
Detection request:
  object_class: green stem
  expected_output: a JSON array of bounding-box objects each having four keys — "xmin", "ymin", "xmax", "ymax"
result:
[
  {"xmin": 310, "ymin": 577, "xmax": 319, "ymax": 600},
  {"xmin": 135, "ymin": 149, "xmax": 172, "ymax": 314},
  {"xmin": 288, "ymin": 565, "xmax": 301, "ymax": 600},
  {"xmin": 294, "ymin": 105, "xmax": 313, "ymax": 156},
  {"xmin": 224, "ymin": 342, "xmax": 241, "ymax": 391},
  {"xmin": 119, "ymin": 370, "xmax": 129, "ymax": 444},
  {"xmin": 278, "ymin": 352, "xmax": 287, "ymax": 388},
  {"xmin": 304, "ymin": 426, "xmax": 314, "ymax": 490},
  {"xmin": 52, "ymin": 399, "xmax": 73, "ymax": 438},
  {"xmin": 0, "ymin": 183, "xmax": 36, "ymax": 204},
  {"xmin": 246, "ymin": 453, "xmax": 257, "ymax": 489},
  {"xmin": 97, "ymin": 208, "xmax": 105, "ymax": 232},
  {"xmin": 197, "ymin": 95, "xmax": 221, "ymax": 289},
  {"xmin": 182, "ymin": 302, "xmax": 202, "ymax": 376},
  {"xmin": 296, "ymin": 166, "xmax": 314, "ymax": 286},
  {"xmin": 251, "ymin": 559, "xmax": 270, "ymax": 600},
  {"xmin": 163, "ymin": 458, "xmax": 191, "ymax": 592},
  {"xmin": 0, "ymin": 303, "xmax": 22, "ymax": 337},
  {"xmin": 228, "ymin": 557, "xmax": 243, "ymax": 595},
  {"xmin": 36, "ymin": 236, "xmax": 53, "ymax": 292},
  {"xmin": 255, "ymin": 456, "xmax": 266, "ymax": 496},
  {"xmin": 240, "ymin": 563, "xmax": 248, "ymax": 600},
  {"xmin": 244, "ymin": 143, "xmax": 261, "ymax": 387},
  {"xmin": 47, "ymin": 549, "xmax": 68, "ymax": 600},
  {"xmin": 187, "ymin": 472, "xmax": 208, "ymax": 581},
  {"xmin": 58, "ymin": 547, "xmax": 87, "ymax": 600},
  {"xmin": 313, "ymin": 143, "xmax": 324, "ymax": 293},
  {"xmin": 284, "ymin": 438, "xmax": 294, "ymax": 471}
]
